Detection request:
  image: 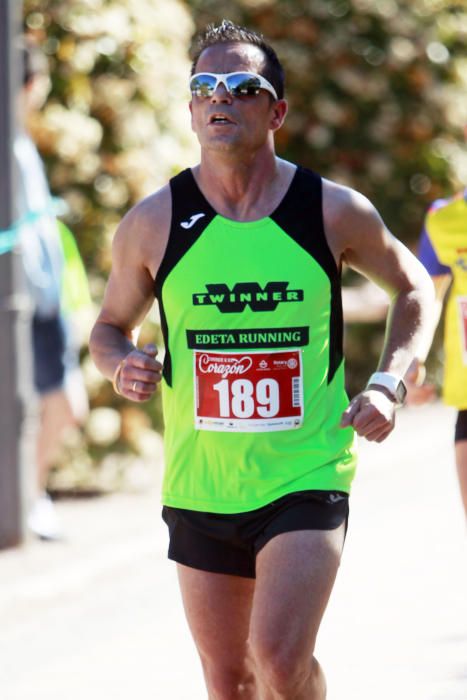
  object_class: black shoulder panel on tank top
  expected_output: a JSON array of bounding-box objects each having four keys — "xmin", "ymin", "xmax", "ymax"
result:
[
  {"xmin": 154, "ymin": 169, "xmax": 216, "ymax": 386},
  {"xmin": 271, "ymin": 166, "xmax": 343, "ymax": 384}
]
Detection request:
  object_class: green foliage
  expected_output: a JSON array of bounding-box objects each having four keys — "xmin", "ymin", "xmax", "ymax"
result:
[{"xmin": 24, "ymin": 0, "xmax": 199, "ymax": 276}]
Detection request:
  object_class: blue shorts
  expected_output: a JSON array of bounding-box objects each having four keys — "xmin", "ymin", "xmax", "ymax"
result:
[{"xmin": 32, "ymin": 314, "xmax": 66, "ymax": 394}]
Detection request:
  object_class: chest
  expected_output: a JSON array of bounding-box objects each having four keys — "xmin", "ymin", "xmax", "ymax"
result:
[{"xmin": 161, "ymin": 216, "xmax": 332, "ymax": 329}]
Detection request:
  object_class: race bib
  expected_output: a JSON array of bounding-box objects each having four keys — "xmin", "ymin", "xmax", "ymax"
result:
[
  {"xmin": 458, "ymin": 297, "xmax": 467, "ymax": 364},
  {"xmin": 194, "ymin": 349, "xmax": 303, "ymax": 432}
]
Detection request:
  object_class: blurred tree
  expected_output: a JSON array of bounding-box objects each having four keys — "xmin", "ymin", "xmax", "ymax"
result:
[
  {"xmin": 187, "ymin": 0, "xmax": 467, "ymax": 393},
  {"xmin": 23, "ymin": 0, "xmax": 200, "ymax": 492}
]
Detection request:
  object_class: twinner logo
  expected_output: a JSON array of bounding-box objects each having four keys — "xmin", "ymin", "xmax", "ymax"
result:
[{"xmin": 192, "ymin": 282, "xmax": 304, "ymax": 313}]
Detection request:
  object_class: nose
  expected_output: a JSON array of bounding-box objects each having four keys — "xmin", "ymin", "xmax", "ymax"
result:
[{"xmin": 210, "ymin": 81, "xmax": 232, "ymax": 103}]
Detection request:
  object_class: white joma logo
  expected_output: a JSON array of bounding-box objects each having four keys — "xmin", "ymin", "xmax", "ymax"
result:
[{"xmin": 181, "ymin": 213, "xmax": 206, "ymax": 229}]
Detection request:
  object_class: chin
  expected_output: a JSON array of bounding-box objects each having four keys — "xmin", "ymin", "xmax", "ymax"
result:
[{"xmin": 203, "ymin": 137, "xmax": 239, "ymax": 153}]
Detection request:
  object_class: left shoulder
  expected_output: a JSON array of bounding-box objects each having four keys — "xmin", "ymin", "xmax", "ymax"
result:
[
  {"xmin": 321, "ymin": 178, "xmax": 387, "ymax": 263},
  {"xmin": 322, "ymin": 178, "xmax": 379, "ymax": 227}
]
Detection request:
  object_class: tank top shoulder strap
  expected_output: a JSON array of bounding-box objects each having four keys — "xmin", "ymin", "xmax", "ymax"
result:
[
  {"xmin": 271, "ymin": 166, "xmax": 339, "ymax": 283},
  {"xmin": 155, "ymin": 169, "xmax": 216, "ymax": 294},
  {"xmin": 154, "ymin": 169, "xmax": 216, "ymax": 387}
]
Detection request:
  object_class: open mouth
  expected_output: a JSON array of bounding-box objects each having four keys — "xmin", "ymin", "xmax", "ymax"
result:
[{"xmin": 209, "ymin": 114, "xmax": 234, "ymax": 125}]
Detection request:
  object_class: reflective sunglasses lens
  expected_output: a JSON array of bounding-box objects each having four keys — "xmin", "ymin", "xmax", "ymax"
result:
[
  {"xmin": 227, "ymin": 73, "xmax": 262, "ymax": 96},
  {"xmin": 190, "ymin": 74, "xmax": 216, "ymax": 97}
]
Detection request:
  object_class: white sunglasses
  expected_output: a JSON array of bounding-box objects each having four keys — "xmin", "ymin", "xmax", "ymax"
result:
[{"xmin": 190, "ymin": 71, "xmax": 278, "ymax": 100}]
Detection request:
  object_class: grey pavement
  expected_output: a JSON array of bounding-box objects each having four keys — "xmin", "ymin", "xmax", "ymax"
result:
[{"xmin": 0, "ymin": 401, "xmax": 466, "ymax": 700}]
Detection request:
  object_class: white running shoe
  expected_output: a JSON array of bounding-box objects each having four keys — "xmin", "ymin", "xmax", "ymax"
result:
[{"xmin": 27, "ymin": 493, "xmax": 62, "ymax": 541}]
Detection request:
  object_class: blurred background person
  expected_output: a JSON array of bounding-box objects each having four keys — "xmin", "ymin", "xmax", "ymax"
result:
[
  {"xmin": 405, "ymin": 170, "xmax": 467, "ymax": 520},
  {"xmin": 16, "ymin": 41, "xmax": 90, "ymax": 540}
]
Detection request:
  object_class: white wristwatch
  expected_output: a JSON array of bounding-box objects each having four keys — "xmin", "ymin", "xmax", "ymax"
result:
[{"xmin": 366, "ymin": 372, "xmax": 407, "ymax": 405}]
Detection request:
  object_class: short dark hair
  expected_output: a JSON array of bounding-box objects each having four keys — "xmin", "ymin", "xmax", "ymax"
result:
[{"xmin": 190, "ymin": 19, "xmax": 285, "ymax": 100}]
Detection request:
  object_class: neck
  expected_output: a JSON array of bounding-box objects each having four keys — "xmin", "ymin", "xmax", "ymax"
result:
[{"xmin": 195, "ymin": 147, "xmax": 287, "ymax": 221}]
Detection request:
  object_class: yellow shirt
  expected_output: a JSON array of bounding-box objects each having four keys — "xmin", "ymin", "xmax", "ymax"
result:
[{"xmin": 425, "ymin": 193, "xmax": 467, "ymax": 409}]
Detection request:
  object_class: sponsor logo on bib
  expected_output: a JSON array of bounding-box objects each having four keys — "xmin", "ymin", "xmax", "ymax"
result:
[{"xmin": 198, "ymin": 353, "xmax": 252, "ymax": 379}]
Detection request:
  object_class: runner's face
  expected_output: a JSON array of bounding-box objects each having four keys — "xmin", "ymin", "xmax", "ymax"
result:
[{"xmin": 190, "ymin": 42, "xmax": 283, "ymax": 154}]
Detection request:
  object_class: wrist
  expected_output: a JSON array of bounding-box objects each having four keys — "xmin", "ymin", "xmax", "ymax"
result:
[{"xmin": 366, "ymin": 371, "xmax": 407, "ymax": 405}]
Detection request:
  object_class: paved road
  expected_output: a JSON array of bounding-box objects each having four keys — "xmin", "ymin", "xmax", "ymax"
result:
[{"xmin": 0, "ymin": 402, "xmax": 466, "ymax": 700}]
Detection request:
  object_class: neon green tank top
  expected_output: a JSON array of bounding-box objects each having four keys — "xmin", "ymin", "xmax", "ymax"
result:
[
  {"xmin": 425, "ymin": 193, "xmax": 467, "ymax": 409},
  {"xmin": 154, "ymin": 167, "xmax": 357, "ymax": 513}
]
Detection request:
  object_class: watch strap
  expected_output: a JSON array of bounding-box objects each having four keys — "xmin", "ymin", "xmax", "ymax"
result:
[{"xmin": 366, "ymin": 371, "xmax": 407, "ymax": 404}]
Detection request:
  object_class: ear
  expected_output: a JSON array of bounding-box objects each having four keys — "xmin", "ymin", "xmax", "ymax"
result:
[
  {"xmin": 269, "ymin": 99, "xmax": 288, "ymax": 132},
  {"xmin": 189, "ymin": 100, "xmax": 194, "ymax": 131}
]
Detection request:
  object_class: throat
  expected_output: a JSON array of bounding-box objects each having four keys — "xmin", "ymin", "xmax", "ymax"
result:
[{"xmin": 194, "ymin": 159, "xmax": 296, "ymax": 223}]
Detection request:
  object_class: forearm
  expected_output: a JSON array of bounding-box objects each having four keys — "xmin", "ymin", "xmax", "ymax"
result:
[
  {"xmin": 413, "ymin": 298, "xmax": 443, "ymax": 363},
  {"xmin": 89, "ymin": 320, "xmax": 138, "ymax": 381},
  {"xmin": 376, "ymin": 281, "xmax": 435, "ymax": 377},
  {"xmin": 412, "ymin": 275, "xmax": 450, "ymax": 363}
]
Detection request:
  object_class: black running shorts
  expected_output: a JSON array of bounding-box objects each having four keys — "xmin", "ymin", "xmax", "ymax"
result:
[
  {"xmin": 162, "ymin": 490, "xmax": 349, "ymax": 579},
  {"xmin": 455, "ymin": 410, "xmax": 467, "ymax": 442}
]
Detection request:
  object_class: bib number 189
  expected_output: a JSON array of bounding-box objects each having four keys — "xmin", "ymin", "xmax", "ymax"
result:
[
  {"xmin": 213, "ymin": 378, "xmax": 279, "ymax": 418},
  {"xmin": 194, "ymin": 349, "xmax": 303, "ymax": 432}
]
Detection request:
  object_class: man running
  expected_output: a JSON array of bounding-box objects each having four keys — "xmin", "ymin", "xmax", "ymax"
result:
[{"xmin": 90, "ymin": 20, "xmax": 433, "ymax": 700}]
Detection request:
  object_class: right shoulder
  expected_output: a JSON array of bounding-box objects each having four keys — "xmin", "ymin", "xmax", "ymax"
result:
[{"xmin": 112, "ymin": 183, "xmax": 172, "ymax": 279}]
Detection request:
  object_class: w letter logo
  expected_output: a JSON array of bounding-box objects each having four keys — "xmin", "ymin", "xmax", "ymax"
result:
[{"xmin": 192, "ymin": 282, "xmax": 304, "ymax": 313}]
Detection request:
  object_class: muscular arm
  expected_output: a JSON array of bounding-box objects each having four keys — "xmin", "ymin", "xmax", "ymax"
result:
[
  {"xmin": 323, "ymin": 180, "xmax": 435, "ymax": 440},
  {"xmin": 89, "ymin": 186, "xmax": 171, "ymax": 400}
]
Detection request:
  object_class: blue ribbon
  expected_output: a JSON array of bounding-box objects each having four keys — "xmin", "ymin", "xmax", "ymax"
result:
[
  {"xmin": 0, "ymin": 199, "xmax": 67, "ymax": 255},
  {"xmin": 0, "ymin": 228, "xmax": 19, "ymax": 255}
]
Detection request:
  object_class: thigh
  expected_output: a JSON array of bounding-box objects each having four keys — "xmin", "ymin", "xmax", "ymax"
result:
[
  {"xmin": 176, "ymin": 564, "xmax": 255, "ymax": 665},
  {"xmin": 250, "ymin": 525, "xmax": 345, "ymax": 656}
]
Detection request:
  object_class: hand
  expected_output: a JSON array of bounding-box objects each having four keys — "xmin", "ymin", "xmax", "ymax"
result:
[
  {"xmin": 340, "ymin": 389, "xmax": 396, "ymax": 443},
  {"xmin": 404, "ymin": 358, "xmax": 437, "ymax": 406},
  {"xmin": 116, "ymin": 343, "xmax": 163, "ymax": 402}
]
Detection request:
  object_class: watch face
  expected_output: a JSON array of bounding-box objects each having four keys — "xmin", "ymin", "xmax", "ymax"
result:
[{"xmin": 396, "ymin": 380, "xmax": 407, "ymax": 403}]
